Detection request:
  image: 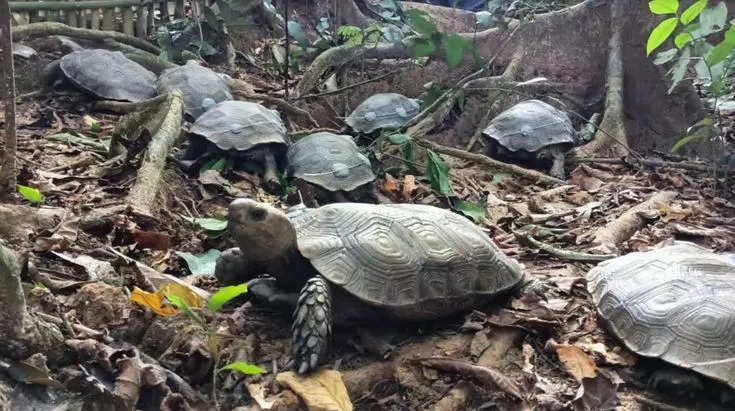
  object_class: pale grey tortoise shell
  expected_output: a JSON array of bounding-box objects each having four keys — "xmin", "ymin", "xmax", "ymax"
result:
[
  {"xmin": 287, "ymin": 132, "xmax": 375, "ymax": 192},
  {"xmin": 58, "ymin": 49, "xmax": 157, "ymax": 102},
  {"xmin": 292, "ymin": 202, "xmax": 524, "ymax": 320},
  {"xmin": 587, "ymin": 241, "xmax": 735, "ymax": 389},
  {"xmin": 189, "ymin": 101, "xmax": 288, "ymax": 151},
  {"xmin": 482, "ymin": 99, "xmax": 574, "ymax": 153},
  {"xmin": 345, "ymin": 93, "xmax": 421, "ymax": 133},
  {"xmin": 157, "ymin": 60, "xmax": 233, "ymax": 119}
]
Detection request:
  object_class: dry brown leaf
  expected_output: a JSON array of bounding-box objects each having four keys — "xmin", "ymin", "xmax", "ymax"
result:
[
  {"xmin": 578, "ymin": 343, "xmax": 636, "ymax": 366},
  {"xmin": 276, "ymin": 370, "xmax": 353, "ymax": 411},
  {"xmin": 381, "ymin": 174, "xmax": 399, "ymax": 197},
  {"xmin": 555, "ymin": 344, "xmax": 597, "ymax": 382},
  {"xmin": 129, "ymin": 282, "xmax": 206, "ymax": 317},
  {"xmin": 402, "ymin": 175, "xmax": 417, "ymax": 202},
  {"xmin": 653, "ymin": 201, "xmax": 692, "ymax": 222}
]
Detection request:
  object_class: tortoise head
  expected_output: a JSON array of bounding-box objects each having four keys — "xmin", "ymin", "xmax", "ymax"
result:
[{"xmin": 227, "ymin": 199, "xmax": 297, "ymax": 263}]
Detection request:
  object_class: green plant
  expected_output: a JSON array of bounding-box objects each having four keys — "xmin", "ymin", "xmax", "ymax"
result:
[
  {"xmin": 647, "ymin": 0, "xmax": 734, "ymax": 161},
  {"xmin": 406, "ymin": 8, "xmax": 479, "ymax": 68},
  {"xmin": 167, "ymin": 284, "xmax": 265, "ymax": 407}
]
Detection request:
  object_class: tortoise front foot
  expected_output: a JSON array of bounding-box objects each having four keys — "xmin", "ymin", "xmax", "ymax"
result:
[
  {"xmin": 549, "ymin": 149, "xmax": 566, "ymax": 180},
  {"xmin": 246, "ymin": 277, "xmax": 298, "ymax": 309},
  {"xmin": 291, "ymin": 277, "xmax": 332, "ymax": 374},
  {"xmin": 215, "ymin": 247, "xmax": 256, "ymax": 285}
]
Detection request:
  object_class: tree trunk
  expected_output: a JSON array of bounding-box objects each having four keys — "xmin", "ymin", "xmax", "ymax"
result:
[{"xmin": 0, "ymin": 0, "xmax": 17, "ymax": 198}]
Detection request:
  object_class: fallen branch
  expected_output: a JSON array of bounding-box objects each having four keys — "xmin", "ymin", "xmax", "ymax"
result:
[
  {"xmin": 93, "ymin": 93, "xmax": 169, "ymax": 114},
  {"xmin": 592, "ymin": 190, "xmax": 678, "ymax": 254},
  {"xmin": 514, "ymin": 230, "xmax": 615, "ymax": 263},
  {"xmin": 293, "ymin": 69, "xmax": 403, "ymax": 101},
  {"xmin": 413, "ymin": 357, "xmax": 523, "ymax": 400},
  {"xmin": 126, "ymin": 91, "xmax": 184, "ymax": 217},
  {"xmin": 12, "ymin": 22, "xmax": 160, "ymax": 55},
  {"xmin": 571, "ymin": 156, "xmax": 735, "ymax": 176},
  {"xmin": 414, "ymin": 138, "xmax": 565, "ymax": 185}
]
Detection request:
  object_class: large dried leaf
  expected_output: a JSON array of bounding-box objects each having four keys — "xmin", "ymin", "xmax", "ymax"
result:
[
  {"xmin": 276, "ymin": 370, "xmax": 352, "ymax": 411},
  {"xmin": 571, "ymin": 375, "xmax": 619, "ymax": 411},
  {"xmin": 555, "ymin": 344, "xmax": 597, "ymax": 382},
  {"xmin": 129, "ymin": 282, "xmax": 206, "ymax": 317}
]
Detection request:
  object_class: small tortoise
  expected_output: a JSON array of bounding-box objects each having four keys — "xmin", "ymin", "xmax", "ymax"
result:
[
  {"xmin": 482, "ymin": 99, "xmax": 575, "ymax": 179},
  {"xmin": 182, "ymin": 101, "xmax": 288, "ymax": 191},
  {"xmin": 216, "ymin": 199, "xmax": 525, "ymax": 373},
  {"xmin": 345, "ymin": 93, "xmax": 421, "ymax": 134},
  {"xmin": 157, "ymin": 60, "xmax": 233, "ymax": 120},
  {"xmin": 587, "ymin": 241, "xmax": 735, "ymax": 390},
  {"xmin": 42, "ymin": 49, "xmax": 157, "ymax": 102},
  {"xmin": 287, "ymin": 132, "xmax": 377, "ymax": 204}
]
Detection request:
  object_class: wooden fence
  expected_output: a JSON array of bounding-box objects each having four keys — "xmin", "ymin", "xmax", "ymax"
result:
[{"xmin": 9, "ymin": 0, "xmax": 188, "ymax": 38}]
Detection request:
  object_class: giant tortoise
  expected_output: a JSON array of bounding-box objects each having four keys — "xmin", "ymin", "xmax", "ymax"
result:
[
  {"xmin": 587, "ymin": 241, "xmax": 735, "ymax": 390},
  {"xmin": 287, "ymin": 132, "xmax": 377, "ymax": 204},
  {"xmin": 482, "ymin": 99, "xmax": 575, "ymax": 179},
  {"xmin": 157, "ymin": 60, "xmax": 233, "ymax": 120},
  {"xmin": 344, "ymin": 93, "xmax": 421, "ymax": 134},
  {"xmin": 182, "ymin": 101, "xmax": 288, "ymax": 191},
  {"xmin": 42, "ymin": 49, "xmax": 157, "ymax": 102},
  {"xmin": 215, "ymin": 199, "xmax": 525, "ymax": 373}
]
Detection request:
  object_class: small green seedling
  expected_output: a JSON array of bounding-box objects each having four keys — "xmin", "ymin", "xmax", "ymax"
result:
[{"xmin": 167, "ymin": 283, "xmax": 264, "ymax": 407}]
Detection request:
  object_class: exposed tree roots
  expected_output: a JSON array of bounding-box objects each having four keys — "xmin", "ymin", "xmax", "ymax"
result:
[{"xmin": 11, "ymin": 22, "xmax": 160, "ymax": 55}]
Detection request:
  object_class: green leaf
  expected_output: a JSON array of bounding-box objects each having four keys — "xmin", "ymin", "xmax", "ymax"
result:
[
  {"xmin": 667, "ymin": 46, "xmax": 691, "ymax": 93},
  {"xmin": 176, "ymin": 249, "xmax": 222, "ymax": 276},
  {"xmin": 649, "ymin": 0, "xmax": 679, "ymax": 14},
  {"xmin": 402, "ymin": 143, "xmax": 416, "ymax": 172},
  {"xmin": 17, "ymin": 185, "xmax": 44, "ymax": 204},
  {"xmin": 653, "ymin": 48, "xmax": 679, "ymax": 64},
  {"xmin": 219, "ymin": 361, "xmax": 266, "ymax": 375},
  {"xmin": 707, "ymin": 25, "xmax": 735, "ymax": 66},
  {"xmin": 680, "ymin": 0, "xmax": 707, "ymax": 24},
  {"xmin": 443, "ymin": 34, "xmax": 467, "ymax": 68},
  {"xmin": 287, "ymin": 21, "xmax": 309, "ymax": 48},
  {"xmin": 413, "ymin": 38, "xmax": 437, "ymax": 58},
  {"xmin": 452, "ymin": 199, "xmax": 486, "ymax": 223},
  {"xmin": 406, "ymin": 9, "xmax": 437, "ymax": 37},
  {"xmin": 674, "ymin": 32, "xmax": 693, "ymax": 48},
  {"xmin": 166, "ymin": 294, "xmax": 204, "ymax": 325},
  {"xmin": 185, "ymin": 217, "xmax": 228, "ymax": 232},
  {"xmin": 647, "ymin": 17, "xmax": 679, "ymax": 55},
  {"xmin": 208, "ymin": 283, "xmax": 248, "ymax": 313},
  {"xmin": 425, "ymin": 150, "xmax": 451, "ymax": 196},
  {"xmin": 201, "ymin": 157, "xmax": 228, "ymax": 172},
  {"xmin": 386, "ymin": 133, "xmax": 412, "ymax": 145}
]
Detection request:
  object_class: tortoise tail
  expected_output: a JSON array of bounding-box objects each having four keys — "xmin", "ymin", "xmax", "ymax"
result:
[{"xmin": 291, "ymin": 276, "xmax": 332, "ymax": 373}]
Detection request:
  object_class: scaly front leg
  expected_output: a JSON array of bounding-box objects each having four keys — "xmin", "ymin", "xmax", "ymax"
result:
[{"xmin": 291, "ymin": 276, "xmax": 332, "ymax": 373}]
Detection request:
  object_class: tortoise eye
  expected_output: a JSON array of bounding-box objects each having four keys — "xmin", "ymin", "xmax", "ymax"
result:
[{"xmin": 249, "ymin": 208, "xmax": 267, "ymax": 221}]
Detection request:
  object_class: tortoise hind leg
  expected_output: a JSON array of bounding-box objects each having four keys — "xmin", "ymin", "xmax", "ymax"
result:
[
  {"xmin": 548, "ymin": 146, "xmax": 567, "ymax": 180},
  {"xmin": 292, "ymin": 276, "xmax": 332, "ymax": 374}
]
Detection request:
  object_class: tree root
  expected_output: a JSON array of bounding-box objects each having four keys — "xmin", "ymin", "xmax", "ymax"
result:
[
  {"xmin": 12, "ymin": 22, "xmax": 160, "ymax": 55},
  {"xmin": 592, "ymin": 190, "xmax": 678, "ymax": 254},
  {"xmin": 574, "ymin": 0, "xmax": 628, "ymax": 157},
  {"xmin": 126, "ymin": 91, "xmax": 184, "ymax": 218},
  {"xmin": 414, "ymin": 138, "xmax": 565, "ymax": 185},
  {"xmin": 514, "ymin": 230, "xmax": 615, "ymax": 262},
  {"xmin": 571, "ymin": 156, "xmax": 735, "ymax": 176},
  {"xmin": 0, "ymin": 241, "xmax": 64, "ymax": 362}
]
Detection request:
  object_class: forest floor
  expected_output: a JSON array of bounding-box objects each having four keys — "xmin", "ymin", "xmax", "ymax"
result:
[{"xmin": 2, "ymin": 9, "xmax": 735, "ymax": 411}]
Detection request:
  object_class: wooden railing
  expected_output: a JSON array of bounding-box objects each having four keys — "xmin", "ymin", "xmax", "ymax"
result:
[{"xmin": 9, "ymin": 0, "xmax": 187, "ymax": 38}]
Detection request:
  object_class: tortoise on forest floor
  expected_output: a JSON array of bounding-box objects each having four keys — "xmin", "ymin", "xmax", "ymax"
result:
[
  {"xmin": 157, "ymin": 60, "xmax": 233, "ymax": 120},
  {"xmin": 344, "ymin": 93, "xmax": 421, "ymax": 135},
  {"xmin": 287, "ymin": 132, "xmax": 378, "ymax": 205},
  {"xmin": 42, "ymin": 49, "xmax": 157, "ymax": 102},
  {"xmin": 215, "ymin": 198, "xmax": 525, "ymax": 373},
  {"xmin": 482, "ymin": 99, "xmax": 576, "ymax": 180},
  {"xmin": 587, "ymin": 241, "xmax": 735, "ymax": 392},
  {"xmin": 182, "ymin": 101, "xmax": 288, "ymax": 191}
]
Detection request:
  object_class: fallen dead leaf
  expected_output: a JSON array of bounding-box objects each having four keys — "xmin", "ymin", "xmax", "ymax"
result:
[
  {"xmin": 380, "ymin": 174, "xmax": 400, "ymax": 198},
  {"xmin": 653, "ymin": 201, "xmax": 692, "ymax": 222},
  {"xmin": 402, "ymin": 175, "xmax": 417, "ymax": 202},
  {"xmin": 577, "ymin": 342, "xmax": 636, "ymax": 366},
  {"xmin": 129, "ymin": 282, "xmax": 206, "ymax": 317},
  {"xmin": 554, "ymin": 344, "xmax": 597, "ymax": 382},
  {"xmin": 276, "ymin": 369, "xmax": 353, "ymax": 411},
  {"xmin": 571, "ymin": 374, "xmax": 619, "ymax": 411}
]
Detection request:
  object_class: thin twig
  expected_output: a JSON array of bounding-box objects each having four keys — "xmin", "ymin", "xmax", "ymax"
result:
[
  {"xmin": 571, "ymin": 156, "xmax": 735, "ymax": 176},
  {"xmin": 293, "ymin": 69, "xmax": 403, "ymax": 101},
  {"xmin": 283, "ymin": 0, "xmax": 289, "ymax": 99},
  {"xmin": 514, "ymin": 230, "xmax": 615, "ymax": 262}
]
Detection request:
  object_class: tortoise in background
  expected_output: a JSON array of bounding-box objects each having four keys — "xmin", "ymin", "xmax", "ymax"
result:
[
  {"xmin": 182, "ymin": 101, "xmax": 288, "ymax": 191},
  {"xmin": 42, "ymin": 49, "xmax": 157, "ymax": 102},
  {"xmin": 287, "ymin": 132, "xmax": 378, "ymax": 204},
  {"xmin": 344, "ymin": 93, "xmax": 421, "ymax": 134},
  {"xmin": 587, "ymin": 241, "xmax": 735, "ymax": 392},
  {"xmin": 216, "ymin": 199, "xmax": 525, "ymax": 373},
  {"xmin": 157, "ymin": 60, "xmax": 233, "ymax": 120},
  {"xmin": 482, "ymin": 99, "xmax": 575, "ymax": 179}
]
